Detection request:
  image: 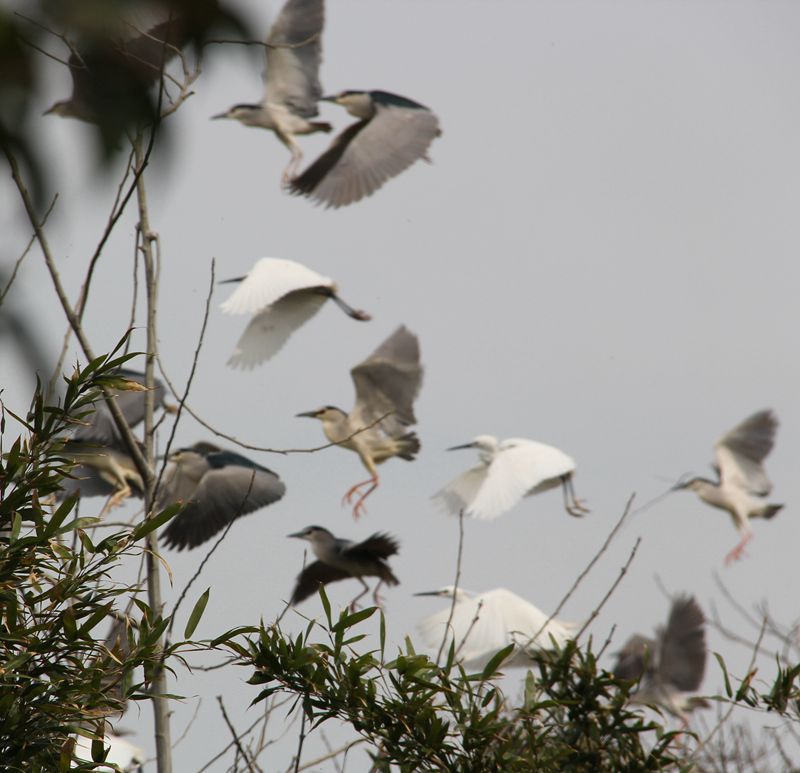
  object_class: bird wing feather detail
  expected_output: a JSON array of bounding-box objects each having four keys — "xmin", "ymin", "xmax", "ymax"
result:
[
  {"xmin": 714, "ymin": 410, "xmax": 777, "ymax": 496},
  {"xmin": 290, "ymin": 103, "xmax": 440, "ymax": 208},
  {"xmin": 658, "ymin": 595, "xmax": 706, "ymax": 692},
  {"xmin": 264, "ymin": 0, "xmax": 324, "ymax": 117},
  {"xmin": 291, "ymin": 561, "xmax": 351, "ymax": 604}
]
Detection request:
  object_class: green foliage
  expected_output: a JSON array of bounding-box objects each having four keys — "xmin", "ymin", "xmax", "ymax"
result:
[
  {"xmin": 241, "ymin": 607, "xmax": 681, "ymax": 772},
  {"xmin": 0, "ymin": 360, "xmax": 176, "ymax": 770}
]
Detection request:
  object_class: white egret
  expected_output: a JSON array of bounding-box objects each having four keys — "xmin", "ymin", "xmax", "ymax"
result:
[
  {"xmin": 212, "ymin": 0, "xmax": 331, "ymax": 182},
  {"xmin": 220, "ymin": 257, "xmax": 370, "ymax": 369},
  {"xmin": 297, "ymin": 325, "xmax": 422, "ymax": 518},
  {"xmin": 158, "ymin": 442, "xmax": 286, "ymax": 551},
  {"xmin": 673, "ymin": 410, "xmax": 782, "ymax": 564},
  {"xmin": 288, "ymin": 525, "xmax": 399, "ymax": 607},
  {"xmin": 613, "ymin": 595, "xmax": 709, "ymax": 722},
  {"xmin": 415, "ymin": 586, "xmax": 577, "ymax": 671},
  {"xmin": 289, "ymin": 90, "xmax": 441, "ymax": 208},
  {"xmin": 432, "ymin": 435, "xmax": 588, "ymax": 521}
]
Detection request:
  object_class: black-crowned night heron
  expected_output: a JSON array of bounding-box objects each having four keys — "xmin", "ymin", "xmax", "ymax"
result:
[
  {"xmin": 58, "ymin": 369, "xmax": 170, "ymax": 511},
  {"xmin": 288, "ymin": 525, "xmax": 399, "ymax": 607},
  {"xmin": 212, "ymin": 0, "xmax": 331, "ymax": 182},
  {"xmin": 158, "ymin": 441, "xmax": 286, "ymax": 550},
  {"xmin": 432, "ymin": 435, "xmax": 589, "ymax": 521},
  {"xmin": 44, "ymin": 1, "xmax": 221, "ymax": 138},
  {"xmin": 289, "ymin": 90, "xmax": 441, "ymax": 208},
  {"xmin": 219, "ymin": 257, "xmax": 370, "ymax": 368},
  {"xmin": 613, "ymin": 595, "xmax": 709, "ymax": 722},
  {"xmin": 297, "ymin": 325, "xmax": 423, "ymax": 518},
  {"xmin": 672, "ymin": 410, "xmax": 782, "ymax": 564},
  {"xmin": 414, "ymin": 586, "xmax": 577, "ymax": 671}
]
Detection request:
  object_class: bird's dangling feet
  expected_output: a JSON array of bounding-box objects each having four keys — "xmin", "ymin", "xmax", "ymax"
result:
[{"xmin": 724, "ymin": 533, "xmax": 752, "ymax": 565}]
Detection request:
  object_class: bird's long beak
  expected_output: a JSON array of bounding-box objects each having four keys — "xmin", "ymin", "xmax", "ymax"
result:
[
  {"xmin": 319, "ymin": 95, "xmax": 338, "ymax": 103},
  {"xmin": 287, "ymin": 531, "xmax": 306, "ymax": 539},
  {"xmin": 671, "ymin": 472, "xmax": 694, "ymax": 491},
  {"xmin": 296, "ymin": 410, "xmax": 319, "ymax": 419},
  {"xmin": 413, "ymin": 590, "xmax": 443, "ymax": 597},
  {"xmin": 211, "ymin": 111, "xmax": 229, "ymax": 120},
  {"xmin": 447, "ymin": 442, "xmax": 475, "ymax": 451}
]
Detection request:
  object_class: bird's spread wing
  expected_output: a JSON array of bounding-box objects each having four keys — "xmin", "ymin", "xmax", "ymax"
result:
[
  {"xmin": 227, "ymin": 290, "xmax": 329, "ymax": 368},
  {"xmin": 467, "ymin": 441, "xmax": 573, "ymax": 520},
  {"xmin": 161, "ymin": 463, "xmax": 285, "ymax": 550},
  {"xmin": 714, "ymin": 410, "xmax": 777, "ymax": 496},
  {"xmin": 350, "ymin": 326, "xmax": 422, "ymax": 432},
  {"xmin": 264, "ymin": 0, "xmax": 324, "ymax": 116},
  {"xmin": 73, "ymin": 371, "xmax": 165, "ymax": 445},
  {"xmin": 346, "ymin": 533, "xmax": 400, "ymax": 561},
  {"xmin": 291, "ymin": 561, "xmax": 351, "ymax": 605},
  {"xmin": 497, "ymin": 589, "xmax": 574, "ymax": 651},
  {"xmin": 290, "ymin": 98, "xmax": 440, "ymax": 208},
  {"xmin": 432, "ymin": 465, "xmax": 489, "ymax": 517},
  {"xmin": 658, "ymin": 595, "xmax": 706, "ymax": 692},
  {"xmin": 613, "ymin": 635, "xmax": 653, "ymax": 682},
  {"xmin": 220, "ymin": 258, "xmax": 332, "ymax": 315}
]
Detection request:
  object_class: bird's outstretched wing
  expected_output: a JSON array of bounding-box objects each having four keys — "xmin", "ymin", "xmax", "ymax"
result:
[
  {"xmin": 658, "ymin": 595, "xmax": 706, "ymax": 691},
  {"xmin": 346, "ymin": 532, "xmax": 399, "ymax": 561},
  {"xmin": 220, "ymin": 258, "xmax": 332, "ymax": 315},
  {"xmin": 467, "ymin": 441, "xmax": 573, "ymax": 520},
  {"xmin": 432, "ymin": 465, "xmax": 489, "ymax": 517},
  {"xmin": 291, "ymin": 560, "xmax": 351, "ymax": 604},
  {"xmin": 161, "ymin": 459, "xmax": 285, "ymax": 550},
  {"xmin": 73, "ymin": 370, "xmax": 165, "ymax": 446},
  {"xmin": 264, "ymin": 0, "xmax": 324, "ymax": 116},
  {"xmin": 350, "ymin": 326, "xmax": 422, "ymax": 432},
  {"xmin": 612, "ymin": 634, "xmax": 653, "ymax": 682},
  {"xmin": 289, "ymin": 95, "xmax": 440, "ymax": 208},
  {"xmin": 227, "ymin": 290, "xmax": 329, "ymax": 368},
  {"xmin": 714, "ymin": 410, "xmax": 777, "ymax": 495}
]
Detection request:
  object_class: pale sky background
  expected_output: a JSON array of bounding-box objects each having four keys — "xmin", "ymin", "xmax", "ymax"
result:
[{"xmin": 2, "ymin": 0, "xmax": 800, "ymax": 769}]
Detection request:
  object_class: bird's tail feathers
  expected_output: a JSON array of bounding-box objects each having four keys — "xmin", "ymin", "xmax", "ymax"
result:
[
  {"xmin": 686, "ymin": 696, "xmax": 711, "ymax": 712},
  {"xmin": 312, "ymin": 121, "xmax": 333, "ymax": 133},
  {"xmin": 396, "ymin": 432, "xmax": 420, "ymax": 461},
  {"xmin": 759, "ymin": 503, "xmax": 783, "ymax": 520}
]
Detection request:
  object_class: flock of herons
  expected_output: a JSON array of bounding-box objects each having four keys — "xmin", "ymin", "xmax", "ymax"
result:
[{"xmin": 43, "ymin": 0, "xmax": 785, "ymax": 745}]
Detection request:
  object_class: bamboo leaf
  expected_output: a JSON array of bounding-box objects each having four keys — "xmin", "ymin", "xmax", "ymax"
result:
[{"xmin": 184, "ymin": 588, "xmax": 211, "ymax": 639}]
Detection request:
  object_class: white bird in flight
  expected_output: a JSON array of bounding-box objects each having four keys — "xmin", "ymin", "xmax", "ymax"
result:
[
  {"xmin": 415, "ymin": 586, "xmax": 577, "ymax": 671},
  {"xmin": 432, "ymin": 435, "xmax": 588, "ymax": 521},
  {"xmin": 220, "ymin": 257, "xmax": 370, "ymax": 369},
  {"xmin": 672, "ymin": 409, "xmax": 782, "ymax": 564}
]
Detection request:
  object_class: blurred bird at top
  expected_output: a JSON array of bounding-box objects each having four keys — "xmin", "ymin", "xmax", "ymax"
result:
[
  {"xmin": 288, "ymin": 525, "xmax": 399, "ymax": 608},
  {"xmin": 212, "ymin": 0, "xmax": 330, "ymax": 182},
  {"xmin": 288, "ymin": 90, "xmax": 441, "ymax": 209},
  {"xmin": 673, "ymin": 410, "xmax": 782, "ymax": 564},
  {"xmin": 44, "ymin": 0, "xmax": 240, "ymax": 151},
  {"xmin": 297, "ymin": 325, "xmax": 422, "ymax": 519},
  {"xmin": 219, "ymin": 257, "xmax": 370, "ymax": 369},
  {"xmin": 59, "ymin": 369, "xmax": 171, "ymax": 511},
  {"xmin": 613, "ymin": 594, "xmax": 709, "ymax": 722},
  {"xmin": 433, "ymin": 436, "xmax": 588, "ymax": 521},
  {"xmin": 157, "ymin": 441, "xmax": 286, "ymax": 551},
  {"xmin": 415, "ymin": 586, "xmax": 577, "ymax": 671}
]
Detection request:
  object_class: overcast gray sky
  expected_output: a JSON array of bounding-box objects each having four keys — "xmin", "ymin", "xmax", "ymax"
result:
[{"xmin": 3, "ymin": 0, "xmax": 800, "ymax": 769}]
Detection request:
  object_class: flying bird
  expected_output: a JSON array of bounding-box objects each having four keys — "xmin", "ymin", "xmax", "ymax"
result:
[
  {"xmin": 288, "ymin": 525, "xmax": 399, "ymax": 607},
  {"xmin": 289, "ymin": 90, "xmax": 441, "ymax": 208},
  {"xmin": 432, "ymin": 435, "xmax": 588, "ymax": 521},
  {"xmin": 212, "ymin": 0, "xmax": 331, "ymax": 181},
  {"xmin": 613, "ymin": 594, "xmax": 709, "ymax": 722},
  {"xmin": 415, "ymin": 586, "xmax": 577, "ymax": 671},
  {"xmin": 673, "ymin": 410, "xmax": 782, "ymax": 564},
  {"xmin": 59, "ymin": 369, "xmax": 170, "ymax": 511},
  {"xmin": 297, "ymin": 325, "xmax": 423, "ymax": 518},
  {"xmin": 45, "ymin": 0, "xmax": 226, "ymax": 144},
  {"xmin": 219, "ymin": 257, "xmax": 370, "ymax": 368},
  {"xmin": 157, "ymin": 442, "xmax": 286, "ymax": 550}
]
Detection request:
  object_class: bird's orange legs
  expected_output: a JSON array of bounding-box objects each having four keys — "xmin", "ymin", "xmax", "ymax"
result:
[{"xmin": 342, "ymin": 475, "xmax": 380, "ymax": 519}]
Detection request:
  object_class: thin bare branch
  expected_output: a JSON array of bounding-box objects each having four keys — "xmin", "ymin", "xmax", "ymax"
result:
[
  {"xmin": 436, "ymin": 510, "xmax": 465, "ymax": 663},
  {"xmin": 296, "ymin": 740, "xmax": 365, "ymax": 772},
  {"xmin": 217, "ymin": 696, "xmax": 258, "ymax": 773}
]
